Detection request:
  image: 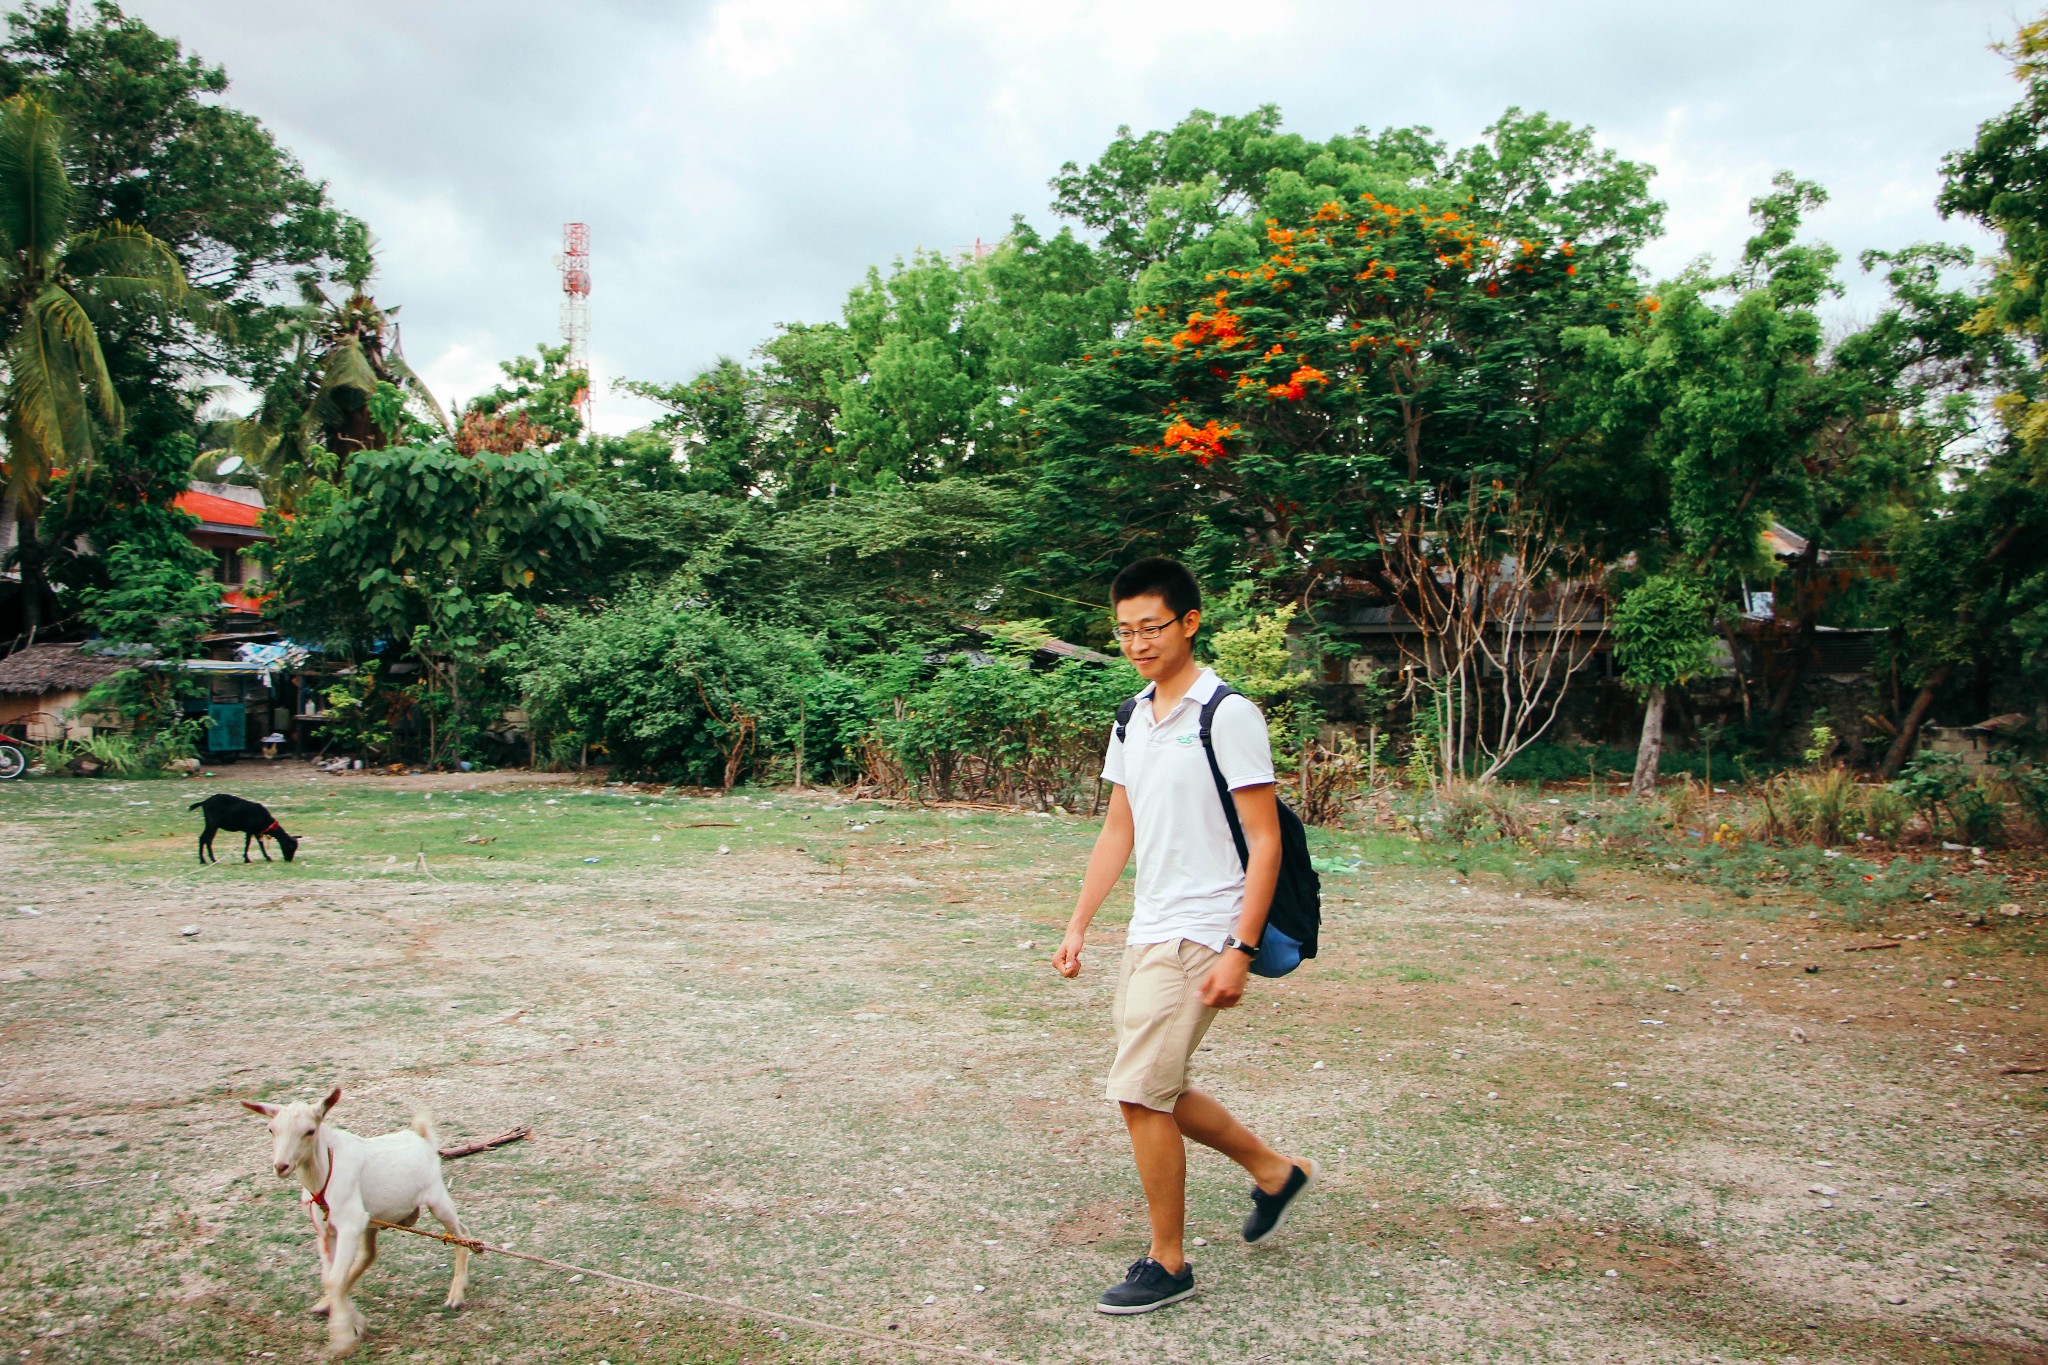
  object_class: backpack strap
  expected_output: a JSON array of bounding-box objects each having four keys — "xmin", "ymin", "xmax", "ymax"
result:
[
  {"xmin": 1113, "ymin": 694, "xmax": 1142, "ymax": 744},
  {"xmin": 1197, "ymin": 686, "xmax": 1251, "ymax": 868}
]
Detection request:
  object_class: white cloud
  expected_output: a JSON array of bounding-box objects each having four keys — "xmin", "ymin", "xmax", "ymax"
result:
[{"xmin": 129, "ymin": 0, "xmax": 2020, "ymax": 433}]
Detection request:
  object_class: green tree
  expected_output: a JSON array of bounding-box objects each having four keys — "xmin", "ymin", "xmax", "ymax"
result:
[
  {"xmin": 0, "ymin": 1, "xmax": 369, "ymax": 398},
  {"xmin": 74, "ymin": 530, "xmax": 215, "ymax": 750},
  {"xmin": 618, "ymin": 356, "xmax": 763, "ymax": 496},
  {"xmin": 1568, "ymin": 175, "xmax": 1983, "ymax": 744},
  {"xmin": 1021, "ymin": 107, "xmax": 1661, "ymax": 633},
  {"xmin": 753, "ymin": 320, "xmax": 856, "ymax": 501},
  {"xmin": 0, "ymin": 93, "xmax": 197, "ymax": 638},
  {"xmin": 1611, "ymin": 575, "xmax": 1716, "ymax": 796},
  {"xmin": 758, "ymin": 476, "xmax": 1023, "ymax": 633},
  {"xmin": 620, "ymin": 222, "xmax": 1125, "ymax": 508},
  {"xmin": 223, "ymin": 267, "xmax": 447, "ymax": 503},
  {"xmin": 268, "ymin": 444, "xmax": 605, "ymax": 765},
  {"xmin": 1052, "ymin": 106, "xmax": 1658, "ymax": 284},
  {"xmin": 458, "ymin": 341, "xmax": 584, "ymax": 456},
  {"xmin": 824, "ymin": 226, "xmax": 1125, "ymax": 488},
  {"xmin": 1872, "ymin": 13, "xmax": 2048, "ymax": 772}
]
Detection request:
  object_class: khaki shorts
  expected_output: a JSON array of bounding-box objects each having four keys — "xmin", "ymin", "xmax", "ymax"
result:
[{"xmin": 1105, "ymin": 938, "xmax": 1221, "ymax": 1112}]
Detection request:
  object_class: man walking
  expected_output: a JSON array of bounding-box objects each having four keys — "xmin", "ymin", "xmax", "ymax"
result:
[{"xmin": 1053, "ymin": 557, "xmax": 1317, "ymax": 1314}]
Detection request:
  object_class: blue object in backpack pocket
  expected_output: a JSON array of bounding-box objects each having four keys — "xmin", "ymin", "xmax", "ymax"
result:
[{"xmin": 1250, "ymin": 923, "xmax": 1304, "ymax": 979}]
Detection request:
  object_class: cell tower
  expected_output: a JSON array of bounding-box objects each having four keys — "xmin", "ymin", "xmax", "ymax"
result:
[{"xmin": 558, "ymin": 222, "xmax": 592, "ymax": 432}]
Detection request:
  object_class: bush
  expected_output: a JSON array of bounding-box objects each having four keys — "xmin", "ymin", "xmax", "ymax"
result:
[
  {"xmin": 868, "ymin": 646, "xmax": 1140, "ymax": 808},
  {"xmin": 1493, "ymin": 741, "xmax": 1624, "ymax": 784},
  {"xmin": 1778, "ymin": 767, "xmax": 1860, "ymax": 846},
  {"xmin": 1587, "ymin": 799, "xmax": 1659, "ymax": 851},
  {"xmin": 1741, "ymin": 768, "xmax": 1913, "ymax": 848},
  {"xmin": 1494, "ymin": 741, "xmax": 1720, "ymax": 785},
  {"xmin": 1530, "ymin": 857, "xmax": 1579, "ymax": 894},
  {"xmin": 1893, "ymin": 751, "xmax": 2005, "ymax": 845},
  {"xmin": 84, "ymin": 733, "xmax": 142, "ymax": 776},
  {"xmin": 312, "ymin": 663, "xmax": 397, "ymax": 764},
  {"xmin": 1398, "ymin": 781, "xmax": 1532, "ymax": 844},
  {"xmin": 509, "ymin": 594, "xmax": 1144, "ymax": 801},
  {"xmin": 1951, "ymin": 778, "xmax": 2007, "ymax": 846},
  {"xmin": 1857, "ymin": 786, "xmax": 1912, "ymax": 843},
  {"xmin": 28, "ymin": 739, "xmax": 78, "ymax": 773},
  {"xmin": 1296, "ymin": 732, "xmax": 1372, "ymax": 826},
  {"xmin": 508, "ymin": 588, "xmax": 829, "ymax": 785},
  {"xmin": 1989, "ymin": 749, "xmax": 2048, "ymax": 835}
]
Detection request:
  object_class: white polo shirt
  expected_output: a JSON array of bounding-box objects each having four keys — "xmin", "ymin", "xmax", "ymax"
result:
[{"xmin": 1101, "ymin": 667, "xmax": 1276, "ymax": 951}]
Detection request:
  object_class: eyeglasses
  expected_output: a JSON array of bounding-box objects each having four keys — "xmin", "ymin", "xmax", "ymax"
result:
[{"xmin": 1110, "ymin": 613, "xmax": 1187, "ymax": 645}]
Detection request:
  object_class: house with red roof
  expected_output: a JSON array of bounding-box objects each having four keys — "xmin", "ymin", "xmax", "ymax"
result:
[{"xmin": 172, "ymin": 481, "xmax": 276, "ymax": 614}]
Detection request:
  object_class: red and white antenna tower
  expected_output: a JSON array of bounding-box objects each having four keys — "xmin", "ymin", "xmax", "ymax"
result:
[{"xmin": 558, "ymin": 222, "xmax": 592, "ymax": 432}]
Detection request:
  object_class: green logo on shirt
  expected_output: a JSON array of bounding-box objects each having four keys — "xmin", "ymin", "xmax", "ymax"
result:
[{"xmin": 1176, "ymin": 733, "xmax": 1197, "ymax": 746}]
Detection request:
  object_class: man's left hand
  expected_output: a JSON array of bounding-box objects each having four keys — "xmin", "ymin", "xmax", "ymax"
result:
[{"xmin": 1199, "ymin": 950, "xmax": 1251, "ymax": 1009}]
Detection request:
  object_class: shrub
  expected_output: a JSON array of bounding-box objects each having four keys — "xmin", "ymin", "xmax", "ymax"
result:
[
  {"xmin": 1495, "ymin": 741, "xmax": 1711, "ymax": 785},
  {"xmin": 1660, "ymin": 776, "xmax": 1712, "ymax": 830},
  {"xmin": 314, "ymin": 664, "xmax": 397, "ymax": 764},
  {"xmin": 84, "ymin": 733, "xmax": 142, "ymax": 776},
  {"xmin": 1951, "ymin": 778, "xmax": 2006, "ymax": 846},
  {"xmin": 1480, "ymin": 784, "xmax": 1532, "ymax": 839},
  {"xmin": 1778, "ymin": 767, "xmax": 1860, "ymax": 846},
  {"xmin": 1892, "ymin": 751, "xmax": 2004, "ymax": 844},
  {"xmin": 1531, "ymin": 857, "xmax": 1579, "ymax": 894},
  {"xmin": 1989, "ymin": 749, "xmax": 2048, "ymax": 834},
  {"xmin": 1588, "ymin": 800, "xmax": 1659, "ymax": 851},
  {"xmin": 1856, "ymin": 786, "xmax": 1912, "ymax": 843},
  {"xmin": 1398, "ymin": 784, "xmax": 1482, "ymax": 843},
  {"xmin": 1296, "ymin": 732, "xmax": 1370, "ymax": 826},
  {"xmin": 28, "ymin": 739, "xmax": 78, "ymax": 772},
  {"xmin": 870, "ymin": 647, "xmax": 1139, "ymax": 808},
  {"xmin": 508, "ymin": 588, "xmax": 828, "ymax": 785}
]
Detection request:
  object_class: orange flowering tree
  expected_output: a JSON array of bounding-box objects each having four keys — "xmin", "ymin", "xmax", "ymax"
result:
[
  {"xmin": 1026, "ymin": 181, "xmax": 1652, "ymax": 600},
  {"xmin": 1023, "ymin": 139, "xmax": 1665, "ymax": 776}
]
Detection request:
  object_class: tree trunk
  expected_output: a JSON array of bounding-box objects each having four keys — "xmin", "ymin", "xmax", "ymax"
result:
[
  {"xmin": 10, "ymin": 504, "xmax": 42, "ymax": 648},
  {"xmin": 1630, "ymin": 685, "xmax": 1666, "ymax": 799},
  {"xmin": 1880, "ymin": 521, "xmax": 2022, "ymax": 777},
  {"xmin": 448, "ymin": 661, "xmax": 463, "ymax": 769},
  {"xmin": 1881, "ymin": 663, "xmax": 1951, "ymax": 778}
]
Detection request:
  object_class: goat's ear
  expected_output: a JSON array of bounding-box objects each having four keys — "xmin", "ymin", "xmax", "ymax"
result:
[
  {"xmin": 241, "ymin": 1100, "xmax": 278, "ymax": 1117},
  {"xmin": 316, "ymin": 1086, "xmax": 341, "ymax": 1120}
]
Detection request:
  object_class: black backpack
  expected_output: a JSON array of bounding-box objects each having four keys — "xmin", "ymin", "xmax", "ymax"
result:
[{"xmin": 1114, "ymin": 685, "xmax": 1322, "ymax": 976}]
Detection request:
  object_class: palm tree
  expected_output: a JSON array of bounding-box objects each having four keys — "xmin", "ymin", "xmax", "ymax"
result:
[
  {"xmin": 213, "ymin": 256, "xmax": 449, "ymax": 507},
  {"xmin": 0, "ymin": 94, "xmax": 197, "ymax": 638}
]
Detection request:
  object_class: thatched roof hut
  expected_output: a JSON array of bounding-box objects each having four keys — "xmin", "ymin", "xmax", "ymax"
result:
[
  {"xmin": 0, "ymin": 644, "xmax": 135, "ymax": 740},
  {"xmin": 0, "ymin": 644, "xmax": 133, "ymax": 695}
]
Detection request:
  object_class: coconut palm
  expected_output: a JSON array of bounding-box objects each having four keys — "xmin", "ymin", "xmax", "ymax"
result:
[
  {"xmin": 0, "ymin": 94, "xmax": 199, "ymax": 636},
  {"xmin": 213, "ymin": 261, "xmax": 449, "ymax": 507}
]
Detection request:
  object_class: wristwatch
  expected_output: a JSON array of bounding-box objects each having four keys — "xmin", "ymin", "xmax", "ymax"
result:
[{"xmin": 1224, "ymin": 935, "xmax": 1259, "ymax": 958}]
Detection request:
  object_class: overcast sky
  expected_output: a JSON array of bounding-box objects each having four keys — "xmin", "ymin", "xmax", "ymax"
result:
[{"xmin": 125, "ymin": 0, "xmax": 2027, "ymax": 433}]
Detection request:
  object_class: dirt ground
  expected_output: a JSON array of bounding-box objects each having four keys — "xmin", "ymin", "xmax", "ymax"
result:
[{"xmin": 2, "ymin": 761, "xmax": 2044, "ymax": 1364}]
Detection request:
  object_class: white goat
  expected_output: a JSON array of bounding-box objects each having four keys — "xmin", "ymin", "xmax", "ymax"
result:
[{"xmin": 242, "ymin": 1087, "xmax": 471, "ymax": 1357}]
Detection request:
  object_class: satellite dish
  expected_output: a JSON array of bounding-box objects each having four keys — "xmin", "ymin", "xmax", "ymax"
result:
[{"xmin": 215, "ymin": 455, "xmax": 244, "ymax": 476}]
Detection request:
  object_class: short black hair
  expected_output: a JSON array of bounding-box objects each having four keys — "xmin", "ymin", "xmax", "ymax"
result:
[{"xmin": 1110, "ymin": 557, "xmax": 1201, "ymax": 620}]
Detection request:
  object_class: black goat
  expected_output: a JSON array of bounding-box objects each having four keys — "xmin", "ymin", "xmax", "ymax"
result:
[{"xmin": 190, "ymin": 794, "xmax": 300, "ymax": 864}]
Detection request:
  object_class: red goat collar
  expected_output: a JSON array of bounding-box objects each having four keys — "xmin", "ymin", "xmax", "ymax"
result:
[{"xmin": 309, "ymin": 1138, "xmax": 333, "ymax": 1216}]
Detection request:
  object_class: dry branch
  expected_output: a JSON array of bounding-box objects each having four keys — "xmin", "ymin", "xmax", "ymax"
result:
[{"xmin": 439, "ymin": 1124, "xmax": 533, "ymax": 1161}]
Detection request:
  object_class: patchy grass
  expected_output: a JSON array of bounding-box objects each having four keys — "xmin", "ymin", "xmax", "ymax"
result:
[{"xmin": 2, "ymin": 763, "xmax": 2045, "ymax": 1364}]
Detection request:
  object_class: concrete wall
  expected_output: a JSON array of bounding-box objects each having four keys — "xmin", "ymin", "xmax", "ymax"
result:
[{"xmin": 0, "ymin": 690, "xmax": 106, "ymax": 741}]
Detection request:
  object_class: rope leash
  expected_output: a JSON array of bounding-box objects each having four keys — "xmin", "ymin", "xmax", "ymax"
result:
[{"xmin": 365, "ymin": 1218, "xmax": 1030, "ymax": 1365}]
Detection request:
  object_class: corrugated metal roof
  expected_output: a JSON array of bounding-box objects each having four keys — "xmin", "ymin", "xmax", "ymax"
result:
[{"xmin": 175, "ymin": 488, "xmax": 264, "ymax": 529}]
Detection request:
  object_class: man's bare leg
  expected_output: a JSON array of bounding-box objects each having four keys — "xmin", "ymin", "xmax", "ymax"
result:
[
  {"xmin": 1119, "ymin": 1102, "xmax": 1188, "ymax": 1272},
  {"xmin": 1172, "ymin": 1087, "xmax": 1298, "ymax": 1194}
]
